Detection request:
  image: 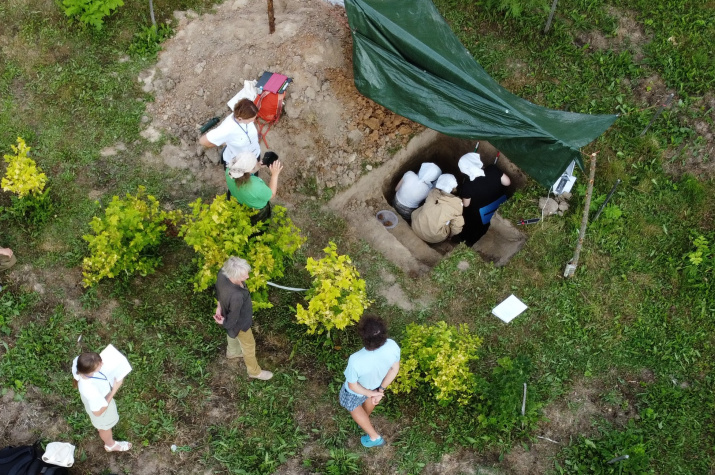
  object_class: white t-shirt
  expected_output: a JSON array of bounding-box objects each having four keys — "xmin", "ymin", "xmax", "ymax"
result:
[
  {"xmin": 206, "ymin": 114, "xmax": 261, "ymax": 163},
  {"xmin": 77, "ymin": 374, "xmax": 111, "ymax": 412},
  {"xmin": 343, "ymin": 339, "xmax": 400, "ymax": 395},
  {"xmin": 396, "ymin": 171, "xmax": 434, "ymax": 208}
]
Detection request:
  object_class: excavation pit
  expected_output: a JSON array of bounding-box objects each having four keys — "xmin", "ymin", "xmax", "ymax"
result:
[{"xmin": 329, "ymin": 130, "xmax": 528, "ymax": 276}]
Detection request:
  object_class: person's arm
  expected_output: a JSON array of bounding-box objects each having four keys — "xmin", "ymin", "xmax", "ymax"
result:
[
  {"xmin": 213, "ymin": 301, "xmax": 224, "ymax": 324},
  {"xmin": 199, "ymin": 134, "xmax": 217, "ymax": 148},
  {"xmin": 501, "ymin": 174, "xmax": 511, "ymax": 186},
  {"xmin": 449, "ymin": 215, "xmax": 465, "ymax": 237},
  {"xmin": 378, "ymin": 362, "xmax": 400, "ymax": 391},
  {"xmin": 91, "ymin": 378, "xmax": 123, "ymax": 416},
  {"xmin": 0, "ymin": 248, "xmax": 13, "ymax": 257},
  {"xmin": 267, "ymin": 161, "xmax": 283, "ymax": 199},
  {"xmin": 462, "ymin": 197, "xmax": 471, "ymax": 207},
  {"xmin": 348, "ymin": 381, "xmax": 383, "ymax": 399}
]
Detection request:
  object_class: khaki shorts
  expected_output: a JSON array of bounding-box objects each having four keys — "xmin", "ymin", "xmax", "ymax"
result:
[{"xmin": 83, "ymin": 397, "xmax": 119, "ymax": 430}]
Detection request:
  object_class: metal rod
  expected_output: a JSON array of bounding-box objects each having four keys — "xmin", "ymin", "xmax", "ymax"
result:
[
  {"xmin": 517, "ymin": 218, "xmax": 541, "ymax": 225},
  {"xmin": 565, "ymin": 152, "xmax": 598, "ymax": 278},
  {"xmin": 544, "ymin": 0, "xmax": 559, "ymax": 33},
  {"xmin": 640, "ymin": 93, "xmax": 674, "ymax": 136},
  {"xmin": 592, "ymin": 178, "xmax": 621, "ymax": 222},
  {"xmin": 607, "ymin": 454, "xmax": 629, "ymax": 464}
]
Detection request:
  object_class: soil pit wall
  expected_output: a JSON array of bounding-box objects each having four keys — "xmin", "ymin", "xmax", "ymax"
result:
[{"xmin": 328, "ymin": 130, "xmax": 528, "ymax": 276}]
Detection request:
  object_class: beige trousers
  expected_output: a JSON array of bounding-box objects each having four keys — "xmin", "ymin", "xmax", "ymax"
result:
[{"xmin": 227, "ymin": 329, "xmax": 262, "ymax": 376}]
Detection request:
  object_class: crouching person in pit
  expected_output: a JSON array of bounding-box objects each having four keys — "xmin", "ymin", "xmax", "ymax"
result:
[{"xmin": 410, "ymin": 174, "xmax": 464, "ymax": 243}]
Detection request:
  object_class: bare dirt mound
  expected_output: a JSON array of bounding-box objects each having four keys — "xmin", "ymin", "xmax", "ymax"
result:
[{"xmin": 139, "ymin": 0, "xmax": 422, "ymax": 198}]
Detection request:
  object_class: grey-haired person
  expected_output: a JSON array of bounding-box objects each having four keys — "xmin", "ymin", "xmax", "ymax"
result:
[
  {"xmin": 214, "ymin": 256, "xmax": 273, "ymax": 380},
  {"xmin": 339, "ymin": 314, "xmax": 400, "ymax": 448}
]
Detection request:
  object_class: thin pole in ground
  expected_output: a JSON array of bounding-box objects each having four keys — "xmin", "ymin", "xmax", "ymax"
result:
[
  {"xmin": 592, "ymin": 178, "xmax": 621, "ymax": 222},
  {"xmin": 149, "ymin": 0, "xmax": 156, "ymax": 27},
  {"xmin": 267, "ymin": 0, "xmax": 276, "ymax": 34},
  {"xmin": 640, "ymin": 93, "xmax": 675, "ymax": 136},
  {"xmin": 564, "ymin": 152, "xmax": 598, "ymax": 278},
  {"xmin": 544, "ymin": 0, "xmax": 559, "ymax": 33}
]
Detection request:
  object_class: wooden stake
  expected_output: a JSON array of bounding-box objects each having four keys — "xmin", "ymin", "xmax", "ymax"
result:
[
  {"xmin": 267, "ymin": 0, "xmax": 275, "ymax": 34},
  {"xmin": 564, "ymin": 152, "xmax": 598, "ymax": 278}
]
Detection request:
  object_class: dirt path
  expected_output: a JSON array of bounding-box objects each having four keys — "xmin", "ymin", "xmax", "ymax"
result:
[{"xmin": 139, "ymin": 0, "xmax": 422, "ymax": 199}]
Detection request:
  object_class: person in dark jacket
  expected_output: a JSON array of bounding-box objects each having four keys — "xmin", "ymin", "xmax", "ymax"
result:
[{"xmin": 214, "ymin": 256, "xmax": 273, "ymax": 380}]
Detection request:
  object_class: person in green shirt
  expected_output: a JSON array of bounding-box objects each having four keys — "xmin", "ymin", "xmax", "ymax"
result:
[{"xmin": 226, "ymin": 151, "xmax": 283, "ymax": 223}]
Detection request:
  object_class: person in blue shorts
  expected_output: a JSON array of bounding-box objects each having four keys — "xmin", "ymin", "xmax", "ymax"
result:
[{"xmin": 339, "ymin": 314, "xmax": 400, "ymax": 448}]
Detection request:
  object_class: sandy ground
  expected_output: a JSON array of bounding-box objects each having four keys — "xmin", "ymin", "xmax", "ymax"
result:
[{"xmin": 137, "ymin": 0, "xmax": 422, "ymax": 199}]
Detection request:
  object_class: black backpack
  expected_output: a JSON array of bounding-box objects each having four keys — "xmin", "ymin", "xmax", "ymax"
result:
[{"xmin": 0, "ymin": 444, "xmax": 70, "ymax": 475}]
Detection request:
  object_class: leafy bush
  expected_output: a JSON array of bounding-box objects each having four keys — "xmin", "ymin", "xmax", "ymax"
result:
[
  {"xmin": 61, "ymin": 0, "xmax": 124, "ymax": 29},
  {"xmin": 129, "ymin": 23, "xmax": 175, "ymax": 59},
  {"xmin": 1, "ymin": 137, "xmax": 52, "ymax": 229},
  {"xmin": 82, "ymin": 186, "xmax": 177, "ymax": 287},
  {"xmin": 393, "ymin": 321, "xmax": 482, "ymax": 404},
  {"xmin": 295, "ymin": 242, "xmax": 371, "ymax": 335},
  {"xmin": 180, "ymin": 195, "xmax": 304, "ymax": 309}
]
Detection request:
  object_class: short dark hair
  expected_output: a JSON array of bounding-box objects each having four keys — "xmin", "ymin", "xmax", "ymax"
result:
[
  {"xmin": 233, "ymin": 98, "xmax": 259, "ymax": 120},
  {"xmin": 358, "ymin": 314, "xmax": 388, "ymax": 351},
  {"xmin": 77, "ymin": 352, "xmax": 102, "ymax": 375}
]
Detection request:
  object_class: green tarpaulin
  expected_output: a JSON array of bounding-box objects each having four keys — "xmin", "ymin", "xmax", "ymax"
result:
[{"xmin": 344, "ymin": 0, "xmax": 618, "ymax": 188}]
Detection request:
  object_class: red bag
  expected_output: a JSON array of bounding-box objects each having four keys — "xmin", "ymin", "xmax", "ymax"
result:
[{"xmin": 253, "ymin": 91, "xmax": 285, "ymax": 147}]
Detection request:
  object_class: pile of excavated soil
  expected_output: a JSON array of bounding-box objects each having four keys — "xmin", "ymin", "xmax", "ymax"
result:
[{"xmin": 138, "ymin": 0, "xmax": 423, "ymax": 198}]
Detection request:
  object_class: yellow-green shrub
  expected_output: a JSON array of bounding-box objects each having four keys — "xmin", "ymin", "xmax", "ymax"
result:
[
  {"xmin": 2, "ymin": 137, "xmax": 46, "ymax": 198},
  {"xmin": 393, "ymin": 321, "xmax": 482, "ymax": 404},
  {"xmin": 82, "ymin": 186, "xmax": 176, "ymax": 287},
  {"xmin": 180, "ymin": 195, "xmax": 304, "ymax": 310},
  {"xmin": 296, "ymin": 242, "xmax": 371, "ymax": 334}
]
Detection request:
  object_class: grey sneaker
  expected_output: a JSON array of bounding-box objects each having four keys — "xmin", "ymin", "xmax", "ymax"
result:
[{"xmin": 249, "ymin": 370, "xmax": 273, "ymax": 380}]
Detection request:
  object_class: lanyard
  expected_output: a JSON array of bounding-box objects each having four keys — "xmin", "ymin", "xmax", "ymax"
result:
[
  {"xmin": 91, "ymin": 371, "xmax": 113, "ymax": 390},
  {"xmin": 233, "ymin": 118, "xmax": 252, "ymax": 144}
]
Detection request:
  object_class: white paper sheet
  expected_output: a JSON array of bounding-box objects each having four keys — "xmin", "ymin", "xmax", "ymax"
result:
[
  {"xmin": 100, "ymin": 344, "xmax": 132, "ymax": 382},
  {"xmin": 492, "ymin": 294, "xmax": 528, "ymax": 323}
]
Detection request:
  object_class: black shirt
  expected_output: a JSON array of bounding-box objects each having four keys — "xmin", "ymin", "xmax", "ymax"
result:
[{"xmin": 215, "ymin": 271, "xmax": 253, "ymax": 337}]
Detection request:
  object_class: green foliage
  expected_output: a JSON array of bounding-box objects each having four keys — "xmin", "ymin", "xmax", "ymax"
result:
[
  {"xmin": 180, "ymin": 195, "xmax": 304, "ymax": 309},
  {"xmin": 1, "ymin": 188, "xmax": 53, "ymax": 232},
  {"xmin": 0, "ymin": 291, "xmax": 32, "ymax": 336},
  {"xmin": 129, "ymin": 24, "xmax": 175, "ymax": 59},
  {"xmin": 682, "ymin": 233, "xmax": 713, "ymax": 293},
  {"xmin": 82, "ymin": 186, "xmax": 176, "ymax": 287},
  {"xmin": 394, "ymin": 321, "xmax": 482, "ymax": 404},
  {"xmin": 324, "ymin": 449, "xmax": 361, "ymax": 475},
  {"xmin": 208, "ymin": 374, "xmax": 308, "ymax": 474},
  {"xmin": 295, "ymin": 242, "xmax": 371, "ymax": 335},
  {"xmin": 473, "ymin": 356, "xmax": 542, "ymax": 437},
  {"xmin": 555, "ymin": 420, "xmax": 653, "ymax": 474},
  {"xmin": 477, "ymin": 0, "xmax": 547, "ymax": 18},
  {"xmin": 2, "ymin": 137, "xmax": 46, "ymax": 198},
  {"xmin": 61, "ymin": 0, "xmax": 124, "ymax": 29}
]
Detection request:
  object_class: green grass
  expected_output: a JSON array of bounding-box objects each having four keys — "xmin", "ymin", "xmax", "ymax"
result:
[{"xmin": 2, "ymin": 0, "xmax": 715, "ymax": 473}]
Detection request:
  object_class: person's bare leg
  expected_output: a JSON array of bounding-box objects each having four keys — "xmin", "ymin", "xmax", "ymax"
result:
[
  {"xmin": 350, "ymin": 405, "xmax": 380, "ymax": 440},
  {"xmin": 98, "ymin": 429, "xmax": 115, "ymax": 448}
]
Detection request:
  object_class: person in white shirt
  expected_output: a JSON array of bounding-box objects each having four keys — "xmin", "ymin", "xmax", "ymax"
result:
[
  {"xmin": 199, "ymin": 98, "xmax": 262, "ymax": 167},
  {"xmin": 72, "ymin": 352, "xmax": 132, "ymax": 452},
  {"xmin": 393, "ymin": 162, "xmax": 441, "ymax": 223}
]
